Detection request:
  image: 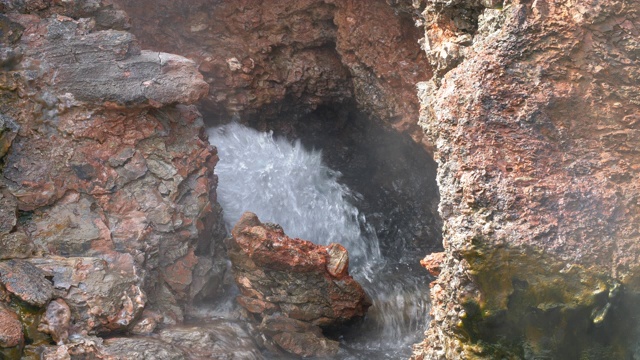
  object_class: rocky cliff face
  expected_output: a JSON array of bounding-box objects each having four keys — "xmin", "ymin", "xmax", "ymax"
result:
[
  {"xmin": 2, "ymin": 0, "xmax": 639, "ymax": 359},
  {"xmin": 111, "ymin": 0, "xmax": 433, "ymax": 147},
  {"xmin": 412, "ymin": 0, "xmax": 640, "ymax": 358},
  {"xmin": 0, "ymin": 0, "xmax": 227, "ymax": 357}
]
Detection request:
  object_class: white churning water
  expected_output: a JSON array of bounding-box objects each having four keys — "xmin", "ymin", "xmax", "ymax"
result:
[{"xmin": 208, "ymin": 122, "xmax": 430, "ymax": 359}]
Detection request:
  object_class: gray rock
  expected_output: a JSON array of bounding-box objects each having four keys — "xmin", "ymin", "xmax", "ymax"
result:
[
  {"xmin": 28, "ymin": 21, "xmax": 208, "ymax": 107},
  {"xmin": 260, "ymin": 315, "xmax": 339, "ymax": 358},
  {"xmin": 38, "ymin": 299, "xmax": 71, "ymax": 345},
  {"xmin": 158, "ymin": 320, "xmax": 264, "ymax": 360},
  {"xmin": 102, "ymin": 337, "xmax": 187, "ymax": 360},
  {"xmin": 29, "ymin": 255, "xmax": 145, "ymax": 334},
  {"xmin": 0, "ymin": 259, "xmax": 53, "ymax": 307}
]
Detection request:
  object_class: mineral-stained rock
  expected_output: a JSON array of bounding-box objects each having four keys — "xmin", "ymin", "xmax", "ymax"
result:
[
  {"xmin": 28, "ymin": 256, "xmax": 144, "ymax": 334},
  {"xmin": 260, "ymin": 315, "xmax": 339, "ymax": 358},
  {"xmin": 0, "ymin": 259, "xmax": 53, "ymax": 307},
  {"xmin": 130, "ymin": 309, "xmax": 163, "ymax": 335},
  {"xmin": 0, "ymin": 304, "xmax": 23, "ymax": 348},
  {"xmin": 0, "ymin": 1, "xmax": 226, "ymax": 336},
  {"xmin": 112, "ymin": 0, "xmax": 432, "ymax": 146},
  {"xmin": 228, "ymin": 212, "xmax": 369, "ymax": 357},
  {"xmin": 412, "ymin": 0, "xmax": 640, "ymax": 359},
  {"xmin": 32, "ymin": 335, "xmax": 187, "ymax": 360},
  {"xmin": 37, "ymin": 299, "xmax": 71, "ymax": 345},
  {"xmin": 420, "ymin": 251, "xmax": 445, "ymax": 277},
  {"xmin": 157, "ymin": 320, "xmax": 263, "ymax": 360}
]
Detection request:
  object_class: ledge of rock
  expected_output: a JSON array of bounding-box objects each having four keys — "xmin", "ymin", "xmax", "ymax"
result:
[
  {"xmin": 227, "ymin": 212, "xmax": 370, "ymax": 357},
  {"xmin": 10, "ymin": 14, "xmax": 208, "ymax": 108}
]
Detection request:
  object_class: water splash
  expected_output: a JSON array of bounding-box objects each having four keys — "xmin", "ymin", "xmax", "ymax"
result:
[
  {"xmin": 208, "ymin": 122, "xmax": 380, "ymax": 266},
  {"xmin": 207, "ymin": 122, "xmax": 430, "ymax": 359}
]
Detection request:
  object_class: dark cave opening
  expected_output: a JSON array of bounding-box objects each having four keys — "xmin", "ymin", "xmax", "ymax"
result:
[{"xmin": 204, "ymin": 101, "xmax": 443, "ymax": 262}]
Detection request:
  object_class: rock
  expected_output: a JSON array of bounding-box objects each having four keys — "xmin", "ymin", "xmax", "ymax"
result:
[
  {"xmin": 37, "ymin": 299, "xmax": 71, "ymax": 345},
  {"xmin": 228, "ymin": 212, "xmax": 369, "ymax": 357},
  {"xmin": 0, "ymin": 304, "xmax": 23, "ymax": 348},
  {"xmin": 0, "ymin": 259, "xmax": 53, "ymax": 307},
  {"xmin": 157, "ymin": 320, "xmax": 263, "ymax": 360},
  {"xmin": 0, "ymin": 114, "xmax": 18, "ymax": 159},
  {"xmin": 112, "ymin": 0, "xmax": 431, "ymax": 146},
  {"xmin": 260, "ymin": 315, "xmax": 339, "ymax": 358},
  {"xmin": 130, "ymin": 310, "xmax": 163, "ymax": 335},
  {"xmin": 326, "ymin": 243, "xmax": 349, "ymax": 278},
  {"xmin": 102, "ymin": 337, "xmax": 187, "ymax": 360},
  {"xmin": 420, "ymin": 252, "xmax": 446, "ymax": 277},
  {"xmin": 1, "ymin": 2, "xmax": 225, "ymax": 332},
  {"xmin": 28, "ymin": 256, "xmax": 144, "ymax": 334},
  {"xmin": 412, "ymin": 0, "xmax": 640, "ymax": 359}
]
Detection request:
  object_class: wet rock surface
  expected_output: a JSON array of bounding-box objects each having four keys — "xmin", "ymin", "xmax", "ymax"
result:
[
  {"xmin": 412, "ymin": 0, "xmax": 640, "ymax": 359},
  {"xmin": 260, "ymin": 315, "xmax": 339, "ymax": 358},
  {"xmin": 37, "ymin": 299, "xmax": 71, "ymax": 345},
  {"xmin": 0, "ymin": 304, "xmax": 22, "ymax": 348},
  {"xmin": 157, "ymin": 320, "xmax": 263, "ymax": 360},
  {"xmin": 228, "ymin": 212, "xmax": 370, "ymax": 357},
  {"xmin": 0, "ymin": 1, "xmax": 227, "ymax": 358},
  {"xmin": 29, "ymin": 256, "xmax": 144, "ymax": 334}
]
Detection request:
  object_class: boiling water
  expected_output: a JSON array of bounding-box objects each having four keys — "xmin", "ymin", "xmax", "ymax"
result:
[{"xmin": 208, "ymin": 123, "xmax": 430, "ymax": 359}]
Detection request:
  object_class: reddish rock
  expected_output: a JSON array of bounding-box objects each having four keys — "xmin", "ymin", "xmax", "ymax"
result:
[
  {"xmin": 130, "ymin": 310, "xmax": 163, "ymax": 335},
  {"xmin": 0, "ymin": 304, "xmax": 23, "ymax": 348},
  {"xmin": 420, "ymin": 252, "xmax": 445, "ymax": 277},
  {"xmin": 326, "ymin": 243, "xmax": 349, "ymax": 278},
  {"xmin": 260, "ymin": 315, "xmax": 339, "ymax": 358},
  {"xmin": 29, "ymin": 256, "xmax": 144, "ymax": 334},
  {"xmin": 38, "ymin": 299, "xmax": 71, "ymax": 345},
  {"xmin": 228, "ymin": 212, "xmax": 369, "ymax": 357},
  {"xmin": 412, "ymin": 0, "xmax": 640, "ymax": 359},
  {"xmin": 111, "ymin": 0, "xmax": 432, "ymax": 147},
  {"xmin": 0, "ymin": 1, "xmax": 227, "ymax": 338}
]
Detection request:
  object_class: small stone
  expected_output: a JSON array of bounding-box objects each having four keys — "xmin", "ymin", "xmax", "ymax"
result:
[
  {"xmin": 0, "ymin": 304, "xmax": 22, "ymax": 348},
  {"xmin": 420, "ymin": 252, "xmax": 446, "ymax": 277},
  {"xmin": 130, "ymin": 310, "xmax": 163, "ymax": 335},
  {"xmin": 326, "ymin": 243, "xmax": 349, "ymax": 278},
  {"xmin": 260, "ymin": 315, "xmax": 339, "ymax": 358}
]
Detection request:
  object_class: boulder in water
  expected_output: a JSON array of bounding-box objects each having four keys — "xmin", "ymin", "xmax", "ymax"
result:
[{"xmin": 228, "ymin": 212, "xmax": 370, "ymax": 357}]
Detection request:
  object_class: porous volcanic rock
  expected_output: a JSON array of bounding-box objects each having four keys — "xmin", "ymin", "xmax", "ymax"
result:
[
  {"xmin": 0, "ymin": 1, "xmax": 227, "ymax": 357},
  {"xmin": 112, "ymin": 0, "xmax": 433, "ymax": 147},
  {"xmin": 28, "ymin": 256, "xmax": 144, "ymax": 334},
  {"xmin": 412, "ymin": 0, "xmax": 640, "ymax": 359},
  {"xmin": 228, "ymin": 212, "xmax": 370, "ymax": 357},
  {"xmin": 0, "ymin": 304, "xmax": 23, "ymax": 348},
  {"xmin": 0, "ymin": 0, "xmax": 226, "ymax": 328}
]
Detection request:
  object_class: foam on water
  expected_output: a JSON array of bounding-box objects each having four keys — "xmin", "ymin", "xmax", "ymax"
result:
[
  {"xmin": 208, "ymin": 122, "xmax": 430, "ymax": 359},
  {"xmin": 209, "ymin": 122, "xmax": 380, "ymax": 266}
]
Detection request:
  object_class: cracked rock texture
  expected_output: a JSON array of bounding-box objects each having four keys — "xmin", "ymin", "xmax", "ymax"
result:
[
  {"xmin": 0, "ymin": 0, "xmax": 226, "ymax": 357},
  {"xmin": 228, "ymin": 212, "xmax": 370, "ymax": 357},
  {"xmin": 112, "ymin": 0, "xmax": 434, "ymax": 147},
  {"xmin": 412, "ymin": 0, "xmax": 640, "ymax": 358}
]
